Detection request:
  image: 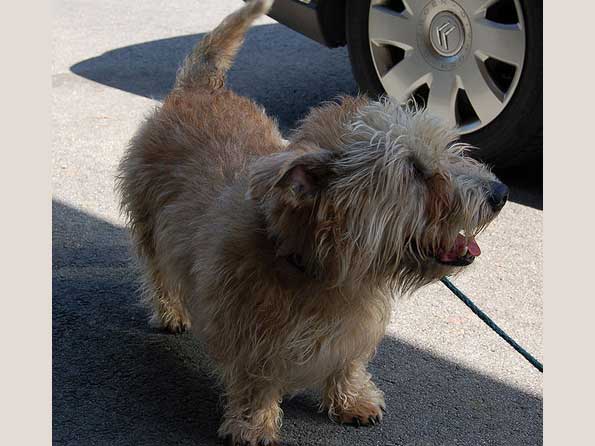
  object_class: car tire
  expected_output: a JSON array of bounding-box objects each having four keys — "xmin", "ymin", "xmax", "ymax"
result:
[{"xmin": 345, "ymin": 0, "xmax": 542, "ymax": 168}]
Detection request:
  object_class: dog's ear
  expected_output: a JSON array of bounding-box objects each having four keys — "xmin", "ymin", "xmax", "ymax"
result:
[{"xmin": 247, "ymin": 148, "xmax": 334, "ymax": 204}]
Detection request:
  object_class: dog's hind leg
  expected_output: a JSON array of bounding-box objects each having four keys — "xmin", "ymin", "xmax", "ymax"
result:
[
  {"xmin": 322, "ymin": 360, "xmax": 385, "ymax": 426},
  {"xmin": 139, "ymin": 257, "xmax": 191, "ymax": 333}
]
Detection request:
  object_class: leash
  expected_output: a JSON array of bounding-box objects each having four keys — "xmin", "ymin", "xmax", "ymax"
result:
[{"xmin": 440, "ymin": 277, "xmax": 543, "ymax": 373}]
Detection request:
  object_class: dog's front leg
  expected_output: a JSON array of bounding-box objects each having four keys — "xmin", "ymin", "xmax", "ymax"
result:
[
  {"xmin": 219, "ymin": 375, "xmax": 282, "ymax": 446},
  {"xmin": 322, "ymin": 360, "xmax": 385, "ymax": 426}
]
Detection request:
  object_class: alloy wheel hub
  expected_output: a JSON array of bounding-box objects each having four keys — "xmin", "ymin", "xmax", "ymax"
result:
[
  {"xmin": 418, "ymin": 1, "xmax": 472, "ymax": 71},
  {"xmin": 429, "ymin": 12, "xmax": 464, "ymax": 57}
]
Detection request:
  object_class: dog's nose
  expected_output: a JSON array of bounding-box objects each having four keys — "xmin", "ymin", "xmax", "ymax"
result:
[{"xmin": 488, "ymin": 181, "xmax": 509, "ymax": 212}]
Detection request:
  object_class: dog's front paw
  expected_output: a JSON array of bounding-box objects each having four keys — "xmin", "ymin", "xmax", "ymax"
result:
[
  {"xmin": 335, "ymin": 400, "xmax": 385, "ymax": 427},
  {"xmin": 325, "ymin": 373, "xmax": 386, "ymax": 427}
]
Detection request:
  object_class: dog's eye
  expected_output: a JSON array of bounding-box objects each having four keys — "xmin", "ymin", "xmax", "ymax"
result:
[{"xmin": 411, "ymin": 160, "xmax": 430, "ymax": 179}]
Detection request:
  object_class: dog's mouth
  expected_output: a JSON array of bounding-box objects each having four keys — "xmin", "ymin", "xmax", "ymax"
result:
[{"xmin": 437, "ymin": 233, "xmax": 481, "ymax": 267}]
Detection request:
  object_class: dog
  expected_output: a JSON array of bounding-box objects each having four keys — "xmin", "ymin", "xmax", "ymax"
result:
[{"xmin": 116, "ymin": 0, "xmax": 508, "ymax": 444}]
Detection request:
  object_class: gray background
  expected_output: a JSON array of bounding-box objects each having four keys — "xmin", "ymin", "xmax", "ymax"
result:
[{"xmin": 52, "ymin": 0, "xmax": 543, "ymax": 444}]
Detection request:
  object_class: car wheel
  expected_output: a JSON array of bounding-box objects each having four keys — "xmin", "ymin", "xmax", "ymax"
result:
[{"xmin": 345, "ymin": 0, "xmax": 542, "ymax": 167}]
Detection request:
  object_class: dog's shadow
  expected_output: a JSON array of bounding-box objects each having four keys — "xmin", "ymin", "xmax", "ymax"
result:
[
  {"xmin": 53, "ymin": 200, "xmax": 542, "ymax": 445},
  {"xmin": 69, "ymin": 23, "xmax": 358, "ymax": 133}
]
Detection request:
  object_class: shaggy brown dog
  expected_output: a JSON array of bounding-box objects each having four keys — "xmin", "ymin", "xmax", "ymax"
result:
[{"xmin": 116, "ymin": 1, "xmax": 508, "ymax": 444}]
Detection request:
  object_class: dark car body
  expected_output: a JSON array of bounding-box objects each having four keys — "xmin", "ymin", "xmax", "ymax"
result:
[{"xmin": 263, "ymin": 0, "xmax": 347, "ymax": 47}]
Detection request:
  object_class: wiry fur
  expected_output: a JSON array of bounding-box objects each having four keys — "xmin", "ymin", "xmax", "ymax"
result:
[{"xmin": 116, "ymin": 1, "xmax": 504, "ymax": 444}]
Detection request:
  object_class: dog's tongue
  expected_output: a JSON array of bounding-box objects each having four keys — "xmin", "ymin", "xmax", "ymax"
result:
[
  {"xmin": 467, "ymin": 237, "xmax": 481, "ymax": 256},
  {"xmin": 440, "ymin": 234, "xmax": 481, "ymax": 262}
]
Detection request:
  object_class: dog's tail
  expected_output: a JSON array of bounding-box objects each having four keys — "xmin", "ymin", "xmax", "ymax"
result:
[{"xmin": 174, "ymin": 0, "xmax": 274, "ymax": 91}]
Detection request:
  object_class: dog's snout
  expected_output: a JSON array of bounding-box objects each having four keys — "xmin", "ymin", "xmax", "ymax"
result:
[{"xmin": 488, "ymin": 181, "xmax": 509, "ymax": 212}]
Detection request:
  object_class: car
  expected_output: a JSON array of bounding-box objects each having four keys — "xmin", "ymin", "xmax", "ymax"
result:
[{"xmin": 262, "ymin": 0, "xmax": 542, "ymax": 167}]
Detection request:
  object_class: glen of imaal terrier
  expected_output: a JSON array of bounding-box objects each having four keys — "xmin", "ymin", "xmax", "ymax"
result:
[{"xmin": 116, "ymin": 0, "xmax": 509, "ymax": 444}]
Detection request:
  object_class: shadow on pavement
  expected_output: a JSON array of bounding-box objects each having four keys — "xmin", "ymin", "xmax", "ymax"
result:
[
  {"xmin": 53, "ymin": 200, "xmax": 542, "ymax": 445},
  {"xmin": 70, "ymin": 24, "xmax": 358, "ymax": 133}
]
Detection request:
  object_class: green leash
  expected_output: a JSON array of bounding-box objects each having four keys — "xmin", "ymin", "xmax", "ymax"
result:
[{"xmin": 440, "ymin": 277, "xmax": 543, "ymax": 373}]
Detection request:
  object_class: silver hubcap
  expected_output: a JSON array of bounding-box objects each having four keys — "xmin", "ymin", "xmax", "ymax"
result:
[
  {"xmin": 368, "ymin": 0, "xmax": 526, "ymax": 133},
  {"xmin": 429, "ymin": 12, "xmax": 465, "ymax": 57}
]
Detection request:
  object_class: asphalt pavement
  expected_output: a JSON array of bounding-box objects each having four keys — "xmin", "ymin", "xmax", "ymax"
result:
[{"xmin": 52, "ymin": 1, "xmax": 543, "ymax": 444}]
